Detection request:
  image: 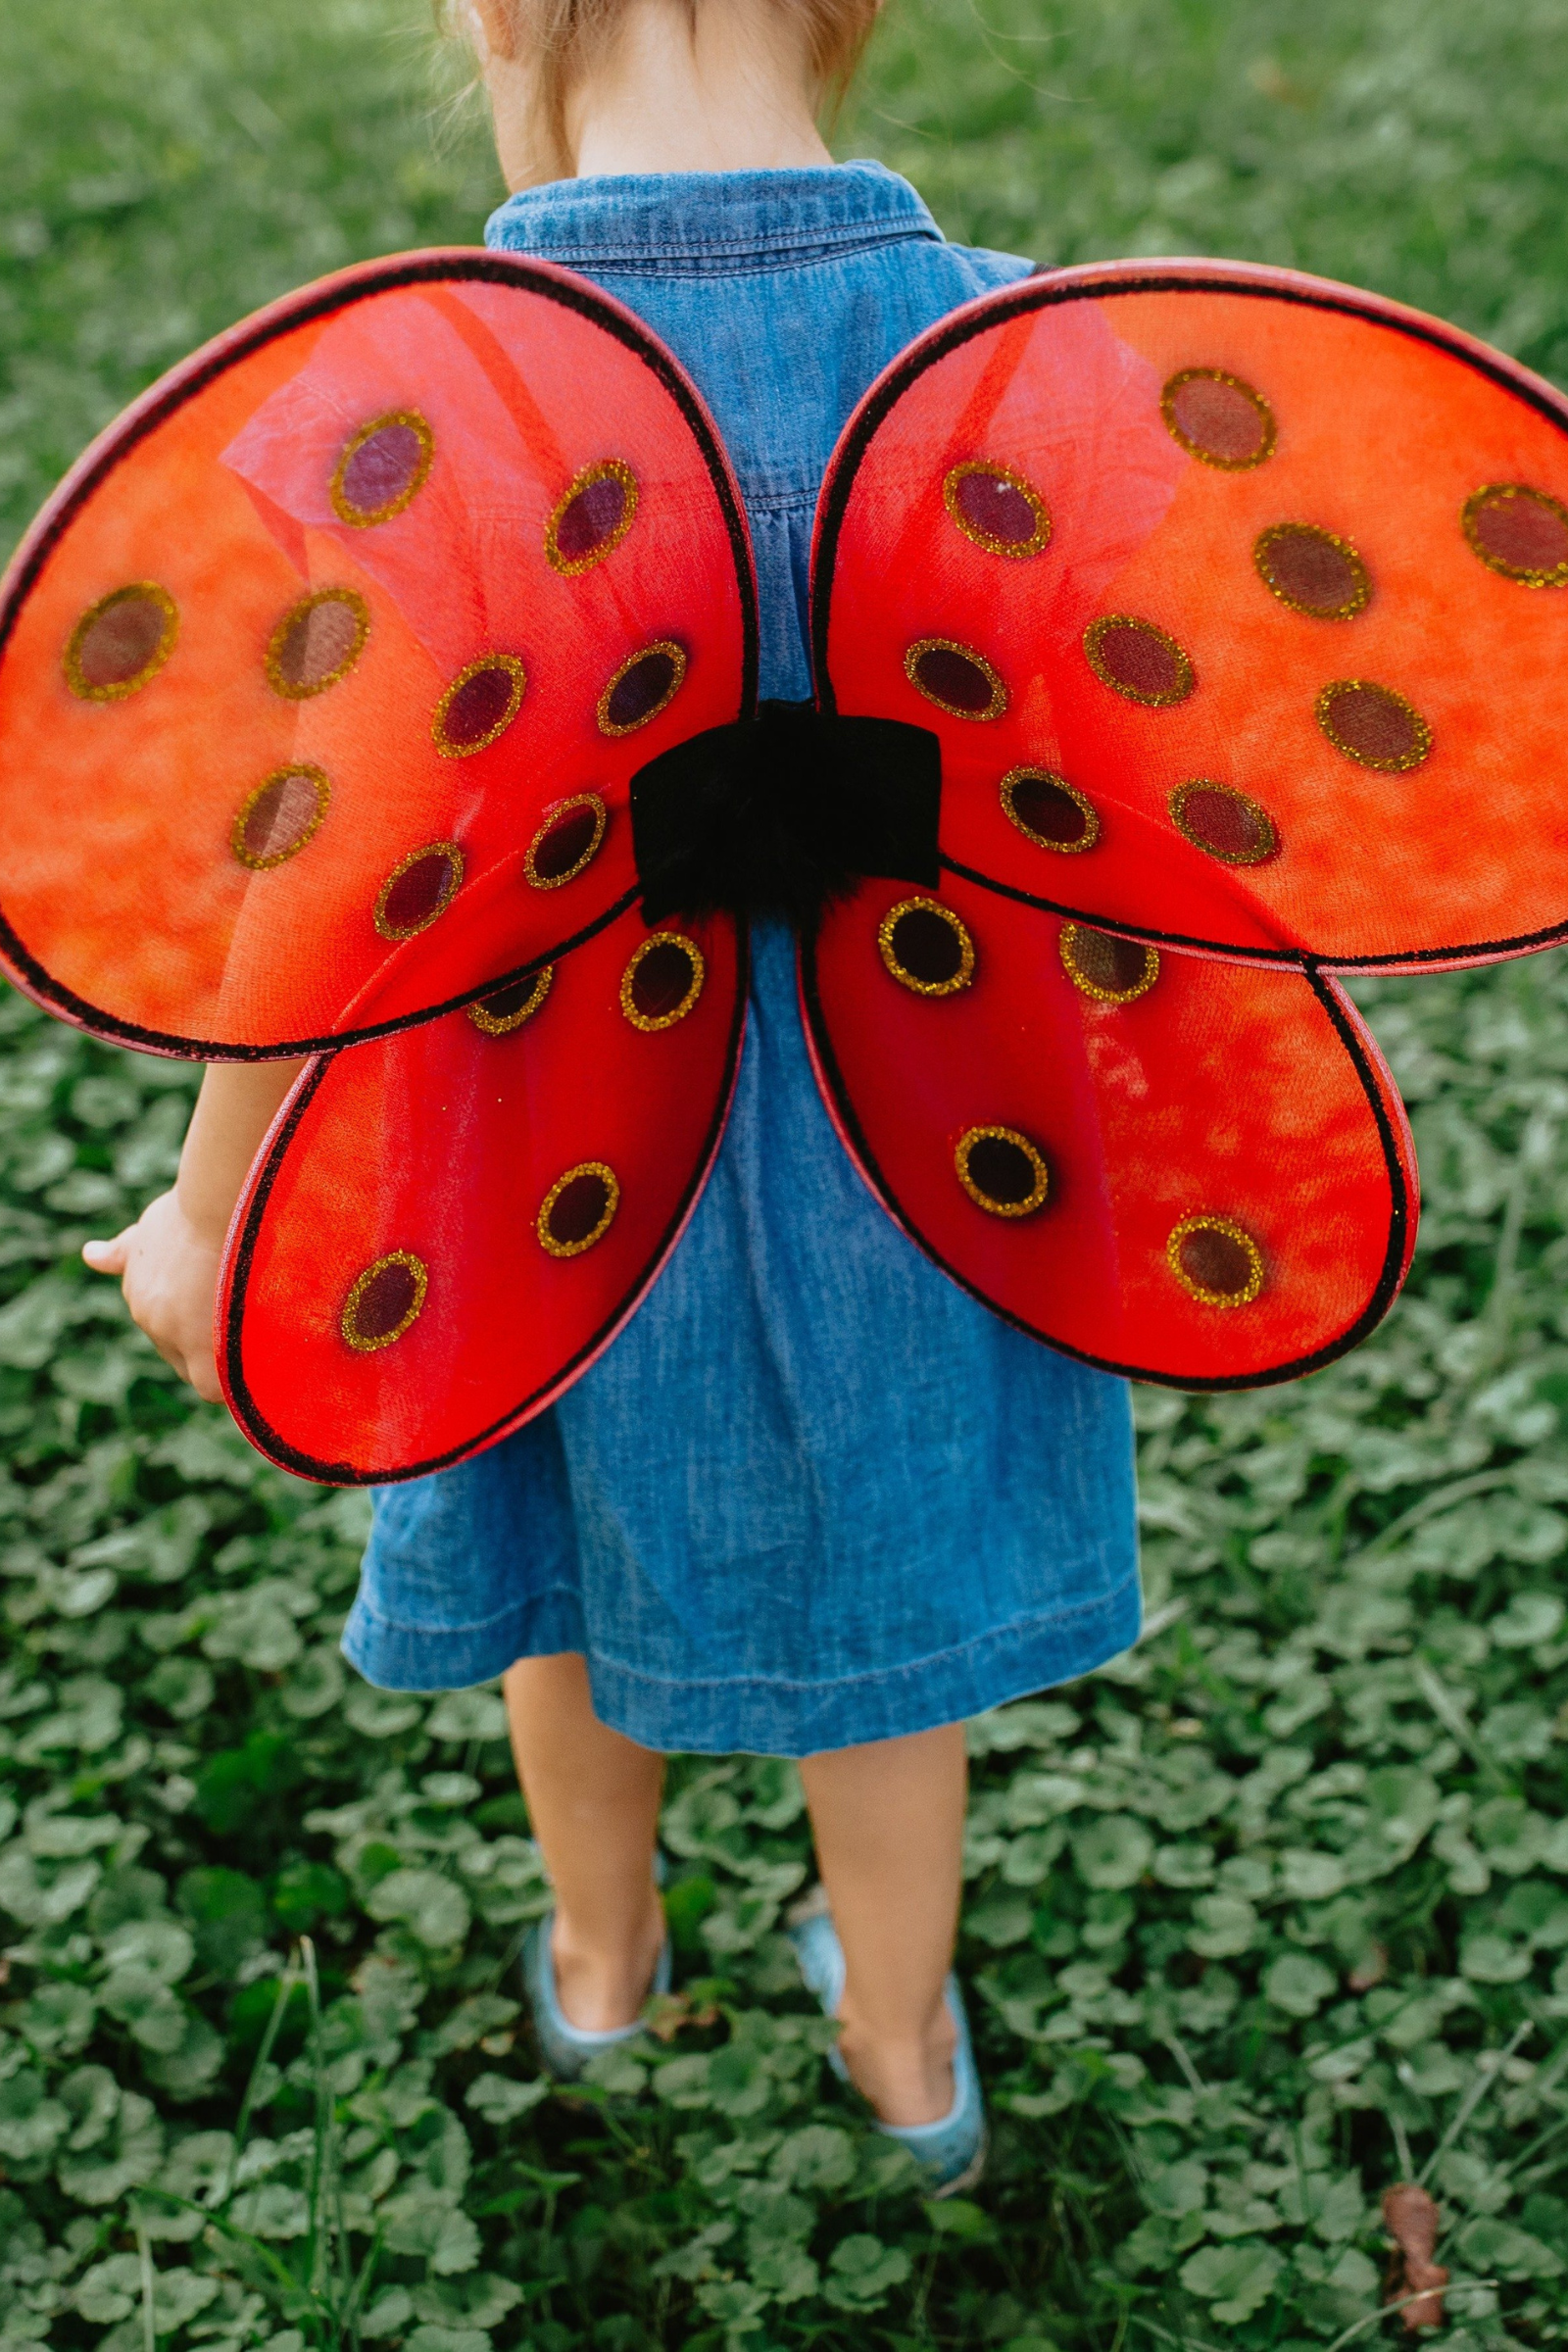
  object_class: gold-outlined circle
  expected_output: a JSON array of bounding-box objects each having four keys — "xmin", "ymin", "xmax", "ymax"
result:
[
  {"xmin": 330, "ymin": 409, "xmax": 434, "ymax": 528},
  {"xmin": 231, "ymin": 764, "xmax": 331, "ymax": 872},
  {"xmin": 537, "ymin": 1161, "xmax": 620, "ymax": 1258},
  {"xmin": 1059, "ymin": 922, "xmax": 1159, "ymax": 1004},
  {"xmin": 63, "ymin": 583, "xmax": 178, "ymax": 703},
  {"xmin": 372, "ymin": 840, "xmax": 465, "ymax": 941},
  {"xmin": 904, "ymin": 637, "xmax": 1007, "ymax": 722},
  {"xmin": 955, "ymin": 1125, "xmax": 1050, "ymax": 1218},
  {"xmin": 340, "ymin": 1250, "xmax": 428, "ymax": 1352},
  {"xmin": 265, "ymin": 588, "xmax": 369, "ymax": 701},
  {"xmin": 1160, "ymin": 368, "xmax": 1277, "ymax": 470},
  {"xmin": 524, "ymin": 793, "xmax": 607, "ymax": 891},
  {"xmin": 1169, "ymin": 779, "xmax": 1279, "ymax": 866},
  {"xmin": 1083, "ymin": 614, "xmax": 1195, "ymax": 709},
  {"xmin": 1166, "ymin": 1214, "xmax": 1264, "ymax": 1307},
  {"xmin": 597, "ymin": 640, "xmax": 687, "ymax": 737},
  {"xmin": 432, "ymin": 652, "xmax": 527, "ymax": 758},
  {"xmin": 1001, "ymin": 767, "xmax": 1100, "ymax": 855},
  {"xmin": 1460, "ymin": 483, "xmax": 1568, "ymax": 587},
  {"xmin": 1315, "ymin": 678, "xmax": 1432, "ymax": 773},
  {"xmin": 546, "ymin": 458, "xmax": 639, "ymax": 577},
  {"xmin": 620, "ymin": 931, "xmax": 707, "ymax": 1031},
  {"xmin": 1252, "ymin": 522, "xmax": 1371, "ymax": 620},
  {"xmin": 467, "ymin": 965, "xmax": 553, "ymax": 1036},
  {"xmin": 943, "ymin": 460, "xmax": 1052, "ymax": 559},
  {"xmin": 877, "ymin": 898, "xmax": 975, "ymax": 998}
]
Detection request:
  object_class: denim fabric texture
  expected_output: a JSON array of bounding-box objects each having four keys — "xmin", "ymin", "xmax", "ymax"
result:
[{"xmin": 343, "ymin": 162, "xmax": 1142, "ymax": 1756}]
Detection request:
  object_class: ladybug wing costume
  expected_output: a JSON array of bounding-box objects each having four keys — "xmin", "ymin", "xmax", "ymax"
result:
[{"xmin": 0, "ymin": 252, "xmax": 1564, "ymax": 1481}]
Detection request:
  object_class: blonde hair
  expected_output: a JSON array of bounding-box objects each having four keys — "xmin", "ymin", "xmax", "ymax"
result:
[{"xmin": 465, "ymin": 0, "xmax": 880, "ymax": 182}]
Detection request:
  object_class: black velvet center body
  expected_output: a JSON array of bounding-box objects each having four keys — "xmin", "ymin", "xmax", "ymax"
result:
[{"xmin": 631, "ymin": 700, "xmax": 941, "ymax": 929}]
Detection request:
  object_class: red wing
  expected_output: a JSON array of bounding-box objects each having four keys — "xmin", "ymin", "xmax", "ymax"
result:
[
  {"xmin": 0, "ymin": 252, "xmax": 755, "ymax": 1056},
  {"xmin": 801, "ymin": 875, "xmax": 1415, "ymax": 1387},
  {"xmin": 813, "ymin": 258, "xmax": 1568, "ymax": 972},
  {"xmin": 218, "ymin": 906, "xmax": 744, "ymax": 1482}
]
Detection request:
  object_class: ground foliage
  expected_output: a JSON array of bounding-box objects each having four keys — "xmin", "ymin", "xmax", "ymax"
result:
[{"xmin": 0, "ymin": 0, "xmax": 1567, "ymax": 2347}]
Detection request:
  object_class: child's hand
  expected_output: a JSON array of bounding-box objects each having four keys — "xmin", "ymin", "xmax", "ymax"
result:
[{"xmin": 83, "ymin": 1190, "xmax": 223, "ymax": 1401}]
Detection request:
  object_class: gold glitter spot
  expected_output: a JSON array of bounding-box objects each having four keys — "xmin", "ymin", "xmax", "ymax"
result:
[
  {"xmin": 877, "ymin": 899, "xmax": 975, "ymax": 997},
  {"xmin": 942, "ymin": 461, "xmax": 1052, "ymax": 558},
  {"xmin": 1169, "ymin": 780, "xmax": 1279, "ymax": 866},
  {"xmin": 373, "ymin": 842, "xmax": 464, "ymax": 941},
  {"xmin": 620, "ymin": 932, "xmax": 706, "ymax": 1030},
  {"xmin": 1161, "ymin": 368, "xmax": 1277, "ymax": 469},
  {"xmin": 1315, "ymin": 679, "xmax": 1432, "ymax": 772},
  {"xmin": 546, "ymin": 458, "xmax": 639, "ymax": 576},
  {"xmin": 330, "ymin": 410, "xmax": 434, "ymax": 527},
  {"xmin": 955, "ymin": 1125, "xmax": 1050, "ymax": 1217},
  {"xmin": 524, "ymin": 794, "xmax": 607, "ymax": 890},
  {"xmin": 1167, "ymin": 1213, "xmax": 1264, "ymax": 1306},
  {"xmin": 597, "ymin": 641, "xmax": 687, "ymax": 736},
  {"xmin": 537, "ymin": 1161, "xmax": 619, "ymax": 1257},
  {"xmin": 231, "ymin": 765, "xmax": 330, "ymax": 870},
  {"xmin": 1253, "ymin": 523, "xmax": 1371, "ymax": 619},
  {"xmin": 467, "ymin": 966, "xmax": 553, "ymax": 1036},
  {"xmin": 63, "ymin": 583, "xmax": 177, "ymax": 702},
  {"xmin": 432, "ymin": 653, "xmax": 527, "ymax": 757},
  {"xmin": 340, "ymin": 1250, "xmax": 427, "ymax": 1350},
  {"xmin": 1461, "ymin": 483, "xmax": 1568, "ymax": 586},
  {"xmin": 905, "ymin": 638, "xmax": 1007, "ymax": 720},
  {"xmin": 265, "ymin": 589, "xmax": 369, "ymax": 699},
  {"xmin": 1001, "ymin": 767, "xmax": 1100, "ymax": 854},
  {"xmin": 1059, "ymin": 923, "xmax": 1158, "ymax": 1004},
  {"xmin": 1084, "ymin": 614, "xmax": 1195, "ymax": 708}
]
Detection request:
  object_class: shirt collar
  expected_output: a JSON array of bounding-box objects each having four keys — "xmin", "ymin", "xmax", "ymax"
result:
[{"xmin": 484, "ymin": 160, "xmax": 943, "ymax": 272}]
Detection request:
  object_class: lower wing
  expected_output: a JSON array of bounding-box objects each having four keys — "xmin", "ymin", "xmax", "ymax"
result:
[
  {"xmin": 219, "ymin": 903, "xmax": 744, "ymax": 1481},
  {"xmin": 802, "ymin": 870, "xmax": 1415, "ymax": 1388}
]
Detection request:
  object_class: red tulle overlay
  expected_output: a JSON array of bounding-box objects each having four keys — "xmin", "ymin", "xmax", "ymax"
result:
[
  {"xmin": 220, "ymin": 905, "xmax": 744, "ymax": 1481},
  {"xmin": 804, "ymin": 870, "xmax": 1415, "ymax": 1385},
  {"xmin": 815, "ymin": 260, "xmax": 1568, "ymax": 971},
  {"xmin": 0, "ymin": 253, "xmax": 754, "ymax": 1055}
]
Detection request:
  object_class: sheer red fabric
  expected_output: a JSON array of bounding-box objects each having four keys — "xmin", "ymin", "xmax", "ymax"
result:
[{"xmin": 2, "ymin": 252, "xmax": 1564, "ymax": 1479}]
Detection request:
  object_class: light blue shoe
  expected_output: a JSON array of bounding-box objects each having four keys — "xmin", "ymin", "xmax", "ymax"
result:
[
  {"xmin": 788, "ymin": 1903, "xmax": 988, "ymax": 2197},
  {"xmin": 521, "ymin": 1909, "xmax": 672, "ymax": 2081}
]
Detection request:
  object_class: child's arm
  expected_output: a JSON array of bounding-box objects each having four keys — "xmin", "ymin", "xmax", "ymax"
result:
[{"xmin": 82, "ymin": 1060, "xmax": 304, "ymax": 1400}]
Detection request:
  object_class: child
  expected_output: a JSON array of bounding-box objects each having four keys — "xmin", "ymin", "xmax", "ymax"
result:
[{"xmin": 82, "ymin": 0, "xmax": 1140, "ymax": 2191}]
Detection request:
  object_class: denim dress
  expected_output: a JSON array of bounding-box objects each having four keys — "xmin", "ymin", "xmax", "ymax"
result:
[{"xmin": 343, "ymin": 162, "xmax": 1140, "ymax": 1757}]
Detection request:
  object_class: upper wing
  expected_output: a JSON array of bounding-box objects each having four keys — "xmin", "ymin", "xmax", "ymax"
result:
[
  {"xmin": 219, "ymin": 903, "xmax": 744, "ymax": 1482},
  {"xmin": 0, "ymin": 251, "xmax": 755, "ymax": 1056},
  {"xmin": 812, "ymin": 258, "xmax": 1568, "ymax": 972},
  {"xmin": 802, "ymin": 874, "xmax": 1415, "ymax": 1388}
]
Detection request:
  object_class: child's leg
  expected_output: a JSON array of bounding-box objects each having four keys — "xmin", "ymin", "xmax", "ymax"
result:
[
  {"xmin": 799, "ymin": 1723, "xmax": 966, "ymax": 2128},
  {"xmin": 504, "ymin": 1653, "xmax": 666, "ymax": 2032}
]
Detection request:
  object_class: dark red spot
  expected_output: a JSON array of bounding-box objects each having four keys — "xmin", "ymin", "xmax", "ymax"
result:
[
  {"xmin": 912, "ymin": 645, "xmax": 997, "ymax": 714},
  {"xmin": 966, "ymin": 1134, "xmax": 1039, "ymax": 1208},
  {"xmin": 76, "ymin": 592, "xmax": 168, "ymax": 689},
  {"xmin": 1167, "ymin": 373, "xmax": 1272, "ymax": 466},
  {"xmin": 547, "ymin": 1171, "xmax": 611, "ymax": 1249},
  {"xmin": 1179, "ymin": 1227, "xmax": 1254, "ymax": 1297},
  {"xmin": 350, "ymin": 1260, "xmax": 419, "ymax": 1342},
  {"xmin": 1093, "ymin": 620, "xmax": 1189, "ymax": 703},
  {"xmin": 476, "ymin": 974, "xmax": 543, "ymax": 1024},
  {"xmin": 1068, "ymin": 929, "xmax": 1153, "ymax": 996},
  {"xmin": 954, "ymin": 469, "xmax": 1041, "ymax": 548},
  {"xmin": 890, "ymin": 906, "xmax": 964, "ymax": 987},
  {"xmin": 606, "ymin": 648, "xmax": 679, "ymax": 732},
  {"xmin": 531, "ymin": 805, "xmax": 601, "ymax": 883},
  {"xmin": 1008, "ymin": 774, "xmax": 1091, "ymax": 847},
  {"xmin": 240, "ymin": 772, "xmax": 321, "ymax": 864},
  {"xmin": 340, "ymin": 421, "xmax": 426, "ymax": 519},
  {"xmin": 441, "ymin": 662, "xmax": 520, "ymax": 749},
  {"xmin": 1256, "ymin": 525, "xmax": 1366, "ymax": 615},
  {"xmin": 273, "ymin": 596, "xmax": 363, "ymax": 692},
  {"xmin": 631, "ymin": 939, "xmax": 696, "ymax": 1020},
  {"xmin": 556, "ymin": 474, "xmax": 628, "ymax": 564},
  {"xmin": 1469, "ymin": 488, "xmax": 1568, "ymax": 577},
  {"xmin": 1176, "ymin": 786, "xmax": 1276, "ymax": 863},
  {"xmin": 1319, "ymin": 682, "xmax": 1427, "ymax": 768},
  {"xmin": 382, "ymin": 850, "xmax": 458, "ymax": 934}
]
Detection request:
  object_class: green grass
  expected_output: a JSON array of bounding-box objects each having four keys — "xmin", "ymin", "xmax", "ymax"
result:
[{"xmin": 1, "ymin": 1, "xmax": 1567, "ymax": 2347}]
